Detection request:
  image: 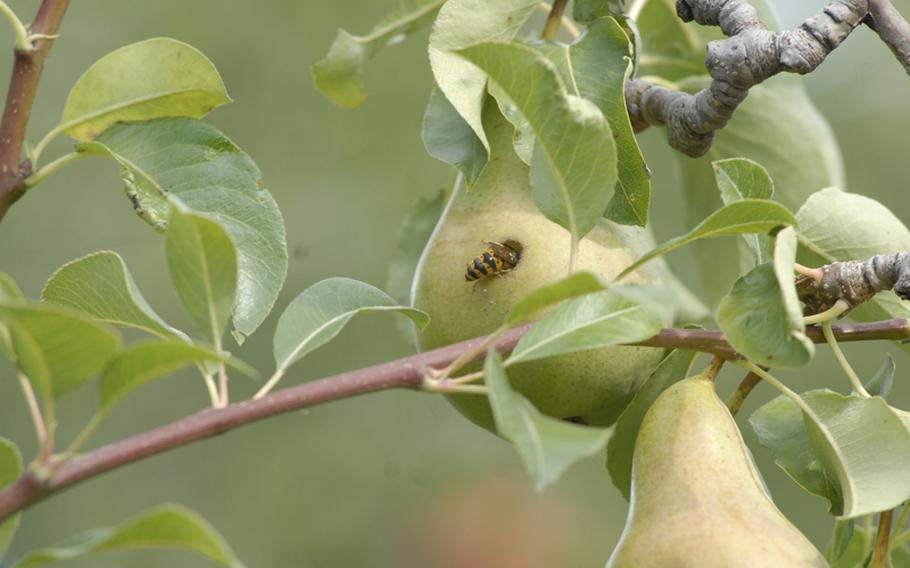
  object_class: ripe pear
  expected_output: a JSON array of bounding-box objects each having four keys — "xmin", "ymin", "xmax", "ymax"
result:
[
  {"xmin": 606, "ymin": 375, "xmax": 827, "ymax": 568},
  {"xmin": 411, "ymin": 98, "xmax": 665, "ymax": 431}
]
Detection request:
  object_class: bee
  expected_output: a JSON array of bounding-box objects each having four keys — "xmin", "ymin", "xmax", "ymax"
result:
[{"xmin": 465, "ymin": 240, "xmax": 522, "ymax": 282}]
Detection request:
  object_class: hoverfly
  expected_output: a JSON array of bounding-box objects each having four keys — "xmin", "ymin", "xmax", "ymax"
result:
[{"xmin": 465, "ymin": 240, "xmax": 522, "ymax": 282}]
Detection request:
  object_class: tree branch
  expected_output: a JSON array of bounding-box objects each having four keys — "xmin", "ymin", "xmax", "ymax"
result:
[
  {"xmin": 0, "ymin": 0, "xmax": 70, "ymax": 222},
  {"xmin": 627, "ymin": 0, "xmax": 869, "ymax": 156},
  {"xmin": 866, "ymin": 0, "xmax": 910, "ymax": 74},
  {"xmin": 1, "ymin": 318, "xmax": 909, "ymax": 523}
]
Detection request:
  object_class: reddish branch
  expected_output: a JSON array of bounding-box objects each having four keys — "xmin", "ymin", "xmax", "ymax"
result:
[
  {"xmin": 0, "ymin": 0, "xmax": 70, "ymax": 221},
  {"xmin": 1, "ymin": 318, "xmax": 909, "ymax": 523}
]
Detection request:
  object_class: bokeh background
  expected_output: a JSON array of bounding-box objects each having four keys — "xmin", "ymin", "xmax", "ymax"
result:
[{"xmin": 1, "ymin": 1, "xmax": 909, "ymax": 566}]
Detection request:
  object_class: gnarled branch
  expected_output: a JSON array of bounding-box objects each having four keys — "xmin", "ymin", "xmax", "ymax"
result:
[{"xmin": 627, "ymin": 0, "xmax": 872, "ymax": 157}]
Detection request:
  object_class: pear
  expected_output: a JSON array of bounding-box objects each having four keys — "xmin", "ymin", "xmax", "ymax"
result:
[
  {"xmin": 606, "ymin": 375, "xmax": 827, "ymax": 568},
  {"xmin": 411, "ymin": 98, "xmax": 665, "ymax": 431}
]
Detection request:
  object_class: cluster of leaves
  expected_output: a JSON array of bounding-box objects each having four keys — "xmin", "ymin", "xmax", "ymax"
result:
[
  {"xmin": 314, "ymin": 0, "xmax": 910, "ymax": 564},
  {"xmin": 0, "ymin": 34, "xmax": 432, "ymax": 567}
]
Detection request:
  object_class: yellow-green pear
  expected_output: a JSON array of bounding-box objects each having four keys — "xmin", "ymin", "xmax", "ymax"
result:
[
  {"xmin": 606, "ymin": 375, "xmax": 827, "ymax": 568},
  {"xmin": 411, "ymin": 99, "xmax": 664, "ymax": 431}
]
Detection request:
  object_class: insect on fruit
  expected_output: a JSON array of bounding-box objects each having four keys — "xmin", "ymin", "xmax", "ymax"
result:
[{"xmin": 465, "ymin": 240, "xmax": 522, "ymax": 282}]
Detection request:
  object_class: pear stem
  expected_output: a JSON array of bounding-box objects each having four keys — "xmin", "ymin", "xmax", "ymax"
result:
[
  {"xmin": 726, "ymin": 369, "xmax": 763, "ymax": 416},
  {"xmin": 703, "ymin": 356, "xmax": 724, "ymax": 382},
  {"xmin": 870, "ymin": 509, "xmax": 894, "ymax": 568}
]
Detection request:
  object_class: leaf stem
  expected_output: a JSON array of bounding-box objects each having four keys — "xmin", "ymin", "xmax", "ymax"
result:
[
  {"xmin": 202, "ymin": 370, "xmax": 220, "ymax": 406},
  {"xmin": 870, "ymin": 509, "xmax": 894, "ymax": 568},
  {"xmin": 56, "ymin": 413, "xmax": 104, "ymax": 467},
  {"xmin": 541, "ymin": 0, "xmax": 569, "ymax": 41},
  {"xmin": 216, "ymin": 363, "xmax": 229, "ymax": 408},
  {"xmin": 23, "ymin": 150, "xmax": 83, "ymax": 187},
  {"xmin": 17, "ymin": 372, "xmax": 47, "ymax": 457},
  {"xmin": 253, "ymin": 369, "xmax": 284, "ymax": 399},
  {"xmin": 0, "ymin": 1, "xmax": 32, "ymax": 52},
  {"xmin": 803, "ymin": 298, "xmax": 849, "ymax": 325},
  {"xmin": 822, "ymin": 319, "xmax": 871, "ymax": 398},
  {"xmin": 794, "ymin": 262, "xmax": 823, "ymax": 283},
  {"xmin": 737, "ymin": 362, "xmax": 814, "ymax": 416}
]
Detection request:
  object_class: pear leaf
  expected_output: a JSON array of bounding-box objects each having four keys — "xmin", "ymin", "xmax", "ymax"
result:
[
  {"xmin": 428, "ymin": 0, "xmax": 539, "ymax": 151},
  {"xmin": 313, "ymin": 0, "xmax": 444, "ymax": 107},
  {"xmin": 78, "ymin": 117, "xmax": 288, "ymax": 343},
  {"xmin": 60, "ymin": 38, "xmax": 229, "ymax": 140},
  {"xmin": 42, "ymin": 251, "xmax": 185, "ymax": 340},
  {"xmin": 11, "ymin": 504, "xmax": 245, "ymax": 568},
  {"xmin": 717, "ymin": 227, "xmax": 814, "ymax": 368},
  {"xmin": 507, "ymin": 285, "xmax": 671, "ymax": 364},
  {"xmin": 166, "ymin": 208, "xmax": 238, "ymax": 344},
  {"xmin": 618, "ymin": 199, "xmax": 796, "ymax": 278},
  {"xmin": 485, "ymin": 351, "xmax": 610, "ymax": 491},
  {"xmin": 274, "ymin": 278, "xmax": 428, "ymax": 373},
  {"xmin": 457, "ymin": 42, "xmax": 617, "ymax": 240},
  {"xmin": 0, "ymin": 437, "xmax": 22, "ymax": 563}
]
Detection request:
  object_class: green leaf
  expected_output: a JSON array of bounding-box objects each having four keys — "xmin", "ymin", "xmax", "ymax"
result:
[
  {"xmin": 484, "ymin": 351, "xmax": 610, "ymax": 490},
  {"xmin": 713, "ymin": 158, "xmax": 775, "ymax": 264},
  {"xmin": 569, "ymin": 17, "xmax": 650, "ymax": 226},
  {"xmin": 0, "ymin": 303, "xmax": 121, "ymax": 399},
  {"xmin": 0, "ymin": 437, "xmax": 22, "ymax": 563},
  {"xmin": 428, "ymin": 0, "xmax": 540, "ymax": 151},
  {"xmin": 632, "ymin": 0, "xmax": 718, "ymax": 80},
  {"xmin": 312, "ymin": 0, "xmax": 444, "ymax": 108},
  {"xmin": 274, "ymin": 277, "xmax": 428, "ymax": 373},
  {"xmin": 60, "ymin": 38, "xmax": 229, "ymax": 140},
  {"xmin": 865, "ymin": 354, "xmax": 895, "ymax": 398},
  {"xmin": 0, "ymin": 273, "xmax": 22, "ymax": 301},
  {"xmin": 386, "ymin": 189, "xmax": 447, "ymax": 305},
  {"xmin": 11, "ymin": 503, "xmax": 244, "ymax": 568},
  {"xmin": 752, "ymin": 390, "xmax": 910, "ymax": 518},
  {"xmin": 507, "ymin": 285, "xmax": 671, "ymax": 364},
  {"xmin": 100, "ymin": 341, "xmax": 250, "ymax": 413},
  {"xmin": 0, "ymin": 273, "xmax": 23, "ymax": 358},
  {"xmin": 79, "ymin": 118, "xmax": 288, "ymax": 342},
  {"xmin": 750, "ymin": 393, "xmax": 838, "ymax": 505},
  {"xmin": 618, "ymin": 199, "xmax": 797, "ymax": 278},
  {"xmin": 574, "ymin": 0, "xmax": 625, "ymax": 22},
  {"xmin": 606, "ymin": 348, "xmax": 698, "ymax": 500},
  {"xmin": 458, "ymin": 42, "xmax": 617, "ymax": 240},
  {"xmin": 825, "ymin": 518, "xmax": 854, "ymax": 566},
  {"xmin": 717, "ymin": 227, "xmax": 814, "ymax": 368},
  {"xmin": 796, "ymin": 187, "xmax": 910, "ymax": 324},
  {"xmin": 504, "ymin": 272, "xmax": 607, "ymax": 326},
  {"xmin": 42, "ymin": 251, "xmax": 184, "ymax": 340},
  {"xmin": 421, "ymin": 85, "xmax": 488, "ymax": 183},
  {"xmin": 166, "ymin": 208, "xmax": 238, "ymax": 344}
]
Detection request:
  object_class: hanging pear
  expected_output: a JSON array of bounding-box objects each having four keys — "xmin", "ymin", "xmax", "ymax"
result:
[
  {"xmin": 411, "ymin": 98, "xmax": 665, "ymax": 431},
  {"xmin": 606, "ymin": 375, "xmax": 827, "ymax": 568}
]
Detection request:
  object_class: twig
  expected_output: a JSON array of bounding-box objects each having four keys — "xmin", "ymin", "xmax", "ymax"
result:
[
  {"xmin": 2, "ymin": 318, "xmax": 910, "ymax": 523},
  {"xmin": 0, "ymin": 0, "xmax": 70, "ymax": 221},
  {"xmin": 866, "ymin": 0, "xmax": 910, "ymax": 74},
  {"xmin": 870, "ymin": 509, "xmax": 894, "ymax": 568}
]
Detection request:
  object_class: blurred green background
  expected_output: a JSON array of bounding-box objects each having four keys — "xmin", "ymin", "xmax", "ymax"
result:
[{"xmin": 1, "ymin": 1, "xmax": 909, "ymax": 566}]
